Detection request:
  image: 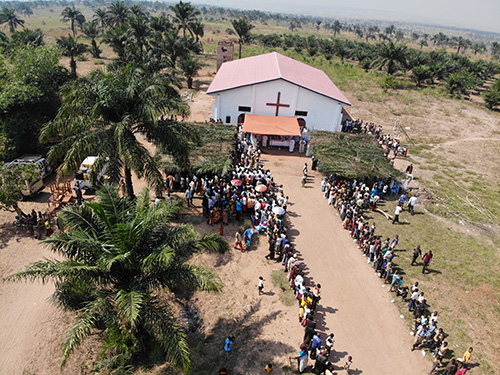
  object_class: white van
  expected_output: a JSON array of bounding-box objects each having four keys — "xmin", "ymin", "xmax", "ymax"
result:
[
  {"xmin": 74, "ymin": 156, "xmax": 107, "ymax": 190},
  {"xmin": 3, "ymin": 155, "xmax": 52, "ymax": 198}
]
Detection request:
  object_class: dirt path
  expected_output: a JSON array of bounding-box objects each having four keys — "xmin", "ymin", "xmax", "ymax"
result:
[{"xmin": 262, "ymin": 150, "xmax": 429, "ymax": 374}]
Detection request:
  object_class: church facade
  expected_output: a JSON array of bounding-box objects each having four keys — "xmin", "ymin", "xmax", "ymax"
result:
[{"xmin": 206, "ymin": 52, "xmax": 351, "ymax": 132}]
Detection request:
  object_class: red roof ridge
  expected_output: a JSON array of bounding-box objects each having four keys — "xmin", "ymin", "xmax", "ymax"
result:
[{"xmin": 207, "ymin": 52, "xmax": 351, "ymax": 106}]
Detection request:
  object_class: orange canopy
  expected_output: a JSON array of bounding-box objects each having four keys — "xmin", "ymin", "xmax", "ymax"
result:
[{"xmin": 242, "ymin": 114, "xmax": 301, "ymax": 136}]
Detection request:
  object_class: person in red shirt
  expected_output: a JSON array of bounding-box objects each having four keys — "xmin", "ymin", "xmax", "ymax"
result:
[
  {"xmin": 422, "ymin": 250, "xmax": 433, "ymax": 274},
  {"xmin": 456, "ymin": 363, "xmax": 471, "ymax": 375}
]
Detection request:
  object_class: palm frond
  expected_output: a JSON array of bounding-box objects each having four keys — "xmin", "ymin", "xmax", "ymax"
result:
[
  {"xmin": 43, "ymin": 230, "xmax": 105, "ymax": 262},
  {"xmin": 4, "ymin": 259, "xmax": 102, "ymax": 284},
  {"xmin": 62, "ymin": 298, "xmax": 106, "ymax": 367},
  {"xmin": 96, "ymin": 184, "xmax": 129, "ymax": 225},
  {"xmin": 115, "ymin": 289, "xmax": 147, "ymax": 328},
  {"xmin": 179, "ymin": 264, "xmax": 223, "ymax": 292},
  {"xmin": 198, "ymin": 233, "xmax": 230, "ymax": 254},
  {"xmin": 142, "ymin": 301, "xmax": 191, "ymax": 374},
  {"xmin": 141, "ymin": 244, "xmax": 176, "ymax": 273}
]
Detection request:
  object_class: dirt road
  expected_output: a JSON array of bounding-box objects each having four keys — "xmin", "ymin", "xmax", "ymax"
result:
[{"xmin": 263, "ymin": 150, "xmax": 429, "ymax": 374}]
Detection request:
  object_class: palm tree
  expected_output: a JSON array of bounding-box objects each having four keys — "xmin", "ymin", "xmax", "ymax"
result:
[
  {"xmin": 472, "ymin": 42, "xmax": 485, "ymax": 55},
  {"xmin": 5, "ymin": 185, "xmax": 228, "ymax": 373},
  {"xmin": 93, "ymin": 7, "xmax": 107, "ymax": 30},
  {"xmin": 105, "ymin": 1, "xmax": 132, "ymax": 28},
  {"xmin": 130, "ymin": 4, "xmax": 147, "ymax": 17},
  {"xmin": 81, "ymin": 21, "xmax": 102, "ymax": 58},
  {"xmin": 169, "ymin": 1, "xmax": 200, "ymax": 38},
  {"xmin": 455, "ymin": 36, "xmax": 470, "ymax": 54},
  {"xmin": 0, "ymin": 8, "xmax": 25, "ymax": 33},
  {"xmin": 373, "ymin": 40, "xmax": 408, "ymax": 75},
  {"xmin": 61, "ymin": 6, "xmax": 86, "ymax": 37},
  {"xmin": 331, "ymin": 20, "xmax": 342, "ymax": 37},
  {"xmin": 179, "ymin": 54, "xmax": 203, "ymax": 89},
  {"xmin": 231, "ymin": 18, "xmax": 254, "ymax": 59},
  {"xmin": 314, "ymin": 20, "xmax": 322, "ymax": 33},
  {"xmin": 128, "ymin": 16, "xmax": 151, "ymax": 59},
  {"xmin": 491, "ymin": 41, "xmax": 500, "ymax": 59},
  {"xmin": 384, "ymin": 25, "xmax": 395, "ymax": 36},
  {"xmin": 11, "ymin": 28, "xmax": 44, "ymax": 46},
  {"xmin": 40, "ymin": 67, "xmax": 192, "ymax": 199},
  {"xmin": 190, "ymin": 18, "xmax": 204, "ymax": 42},
  {"xmin": 56, "ymin": 35, "xmax": 88, "ymax": 77},
  {"xmin": 103, "ymin": 25, "xmax": 128, "ymax": 61}
]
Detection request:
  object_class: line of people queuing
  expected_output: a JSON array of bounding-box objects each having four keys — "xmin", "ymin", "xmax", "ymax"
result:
[{"xmin": 318, "ymin": 174, "xmax": 473, "ymax": 375}]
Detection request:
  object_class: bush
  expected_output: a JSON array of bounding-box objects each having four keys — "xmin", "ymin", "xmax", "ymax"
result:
[
  {"xmin": 484, "ymin": 78, "xmax": 500, "ymax": 110},
  {"xmin": 380, "ymin": 74, "xmax": 400, "ymax": 92}
]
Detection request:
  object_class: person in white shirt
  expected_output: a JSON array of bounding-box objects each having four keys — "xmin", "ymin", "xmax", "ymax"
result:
[
  {"xmin": 408, "ymin": 195, "xmax": 418, "ymax": 215},
  {"xmin": 392, "ymin": 204, "xmax": 403, "ymax": 224}
]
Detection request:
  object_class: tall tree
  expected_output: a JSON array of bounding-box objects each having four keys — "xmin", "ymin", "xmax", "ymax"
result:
[
  {"xmin": 331, "ymin": 20, "xmax": 342, "ymax": 37},
  {"xmin": 0, "ymin": 45, "xmax": 69, "ymax": 161},
  {"xmin": 170, "ymin": 1, "xmax": 200, "ymax": 38},
  {"xmin": 455, "ymin": 36, "xmax": 470, "ymax": 54},
  {"xmin": 40, "ymin": 67, "xmax": 192, "ymax": 199},
  {"xmin": 491, "ymin": 41, "xmax": 500, "ymax": 59},
  {"xmin": 93, "ymin": 7, "xmax": 107, "ymax": 29},
  {"xmin": 81, "ymin": 21, "xmax": 102, "ymax": 58},
  {"xmin": 373, "ymin": 40, "xmax": 408, "ymax": 75},
  {"xmin": 384, "ymin": 24, "xmax": 395, "ymax": 36},
  {"xmin": 5, "ymin": 185, "xmax": 228, "ymax": 373},
  {"xmin": 0, "ymin": 163, "xmax": 38, "ymax": 213},
  {"xmin": 56, "ymin": 35, "xmax": 87, "ymax": 77},
  {"xmin": 179, "ymin": 54, "xmax": 203, "ymax": 89},
  {"xmin": 231, "ymin": 18, "xmax": 254, "ymax": 59},
  {"xmin": 61, "ymin": 6, "xmax": 86, "ymax": 37},
  {"xmin": 314, "ymin": 20, "xmax": 322, "ymax": 33},
  {"xmin": 0, "ymin": 8, "xmax": 25, "ymax": 33},
  {"xmin": 105, "ymin": 1, "xmax": 132, "ymax": 28},
  {"xmin": 127, "ymin": 16, "xmax": 151, "ymax": 59}
]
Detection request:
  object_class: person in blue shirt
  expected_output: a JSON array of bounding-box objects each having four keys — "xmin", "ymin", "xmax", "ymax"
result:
[{"xmin": 224, "ymin": 336, "xmax": 234, "ymax": 352}]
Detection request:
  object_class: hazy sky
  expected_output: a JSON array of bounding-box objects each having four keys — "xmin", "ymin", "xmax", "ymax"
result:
[{"xmin": 200, "ymin": 0, "xmax": 500, "ymax": 33}]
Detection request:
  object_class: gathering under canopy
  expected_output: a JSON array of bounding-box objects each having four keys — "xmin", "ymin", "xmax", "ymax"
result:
[{"xmin": 242, "ymin": 114, "xmax": 302, "ymax": 137}]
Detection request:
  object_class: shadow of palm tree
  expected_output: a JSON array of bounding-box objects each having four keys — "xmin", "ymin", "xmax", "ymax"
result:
[{"xmin": 189, "ymin": 300, "xmax": 294, "ymax": 374}]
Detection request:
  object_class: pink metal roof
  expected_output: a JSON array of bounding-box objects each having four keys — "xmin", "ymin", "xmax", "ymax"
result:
[{"xmin": 207, "ymin": 52, "xmax": 351, "ymax": 106}]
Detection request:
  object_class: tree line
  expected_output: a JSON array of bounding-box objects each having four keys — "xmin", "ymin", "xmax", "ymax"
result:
[
  {"xmin": 0, "ymin": 1, "xmax": 206, "ymax": 162},
  {"xmin": 252, "ymin": 32, "xmax": 500, "ymax": 108}
]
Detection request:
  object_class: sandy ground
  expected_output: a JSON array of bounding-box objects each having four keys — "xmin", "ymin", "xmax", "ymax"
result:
[{"xmin": 0, "ymin": 150, "xmax": 430, "ymax": 375}]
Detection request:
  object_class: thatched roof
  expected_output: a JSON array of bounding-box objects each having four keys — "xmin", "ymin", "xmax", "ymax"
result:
[
  {"xmin": 310, "ymin": 132, "xmax": 403, "ymax": 180},
  {"xmin": 160, "ymin": 123, "xmax": 235, "ymax": 175}
]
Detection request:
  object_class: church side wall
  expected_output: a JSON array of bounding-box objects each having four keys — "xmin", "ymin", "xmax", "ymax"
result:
[
  {"xmin": 213, "ymin": 80, "xmax": 346, "ymax": 131},
  {"xmin": 295, "ymin": 87, "xmax": 343, "ymax": 132}
]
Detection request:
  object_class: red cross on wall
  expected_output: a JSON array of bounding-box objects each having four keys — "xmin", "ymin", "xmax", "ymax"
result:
[{"xmin": 266, "ymin": 92, "xmax": 290, "ymax": 116}]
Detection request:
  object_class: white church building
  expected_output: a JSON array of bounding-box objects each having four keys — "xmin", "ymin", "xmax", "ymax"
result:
[{"xmin": 206, "ymin": 52, "xmax": 351, "ymax": 133}]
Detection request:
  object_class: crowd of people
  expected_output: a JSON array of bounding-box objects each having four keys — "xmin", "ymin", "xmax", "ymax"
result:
[
  {"xmin": 15, "ymin": 208, "xmax": 59, "ymax": 239},
  {"xmin": 160, "ymin": 126, "xmax": 475, "ymax": 374},
  {"xmin": 199, "ymin": 133, "xmax": 351, "ymax": 374},
  {"xmin": 318, "ymin": 171, "xmax": 474, "ymax": 374}
]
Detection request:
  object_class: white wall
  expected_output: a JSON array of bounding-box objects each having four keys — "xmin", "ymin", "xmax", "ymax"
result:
[
  {"xmin": 212, "ymin": 80, "xmax": 348, "ymax": 131},
  {"xmin": 211, "ymin": 79, "xmax": 347, "ymax": 132}
]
